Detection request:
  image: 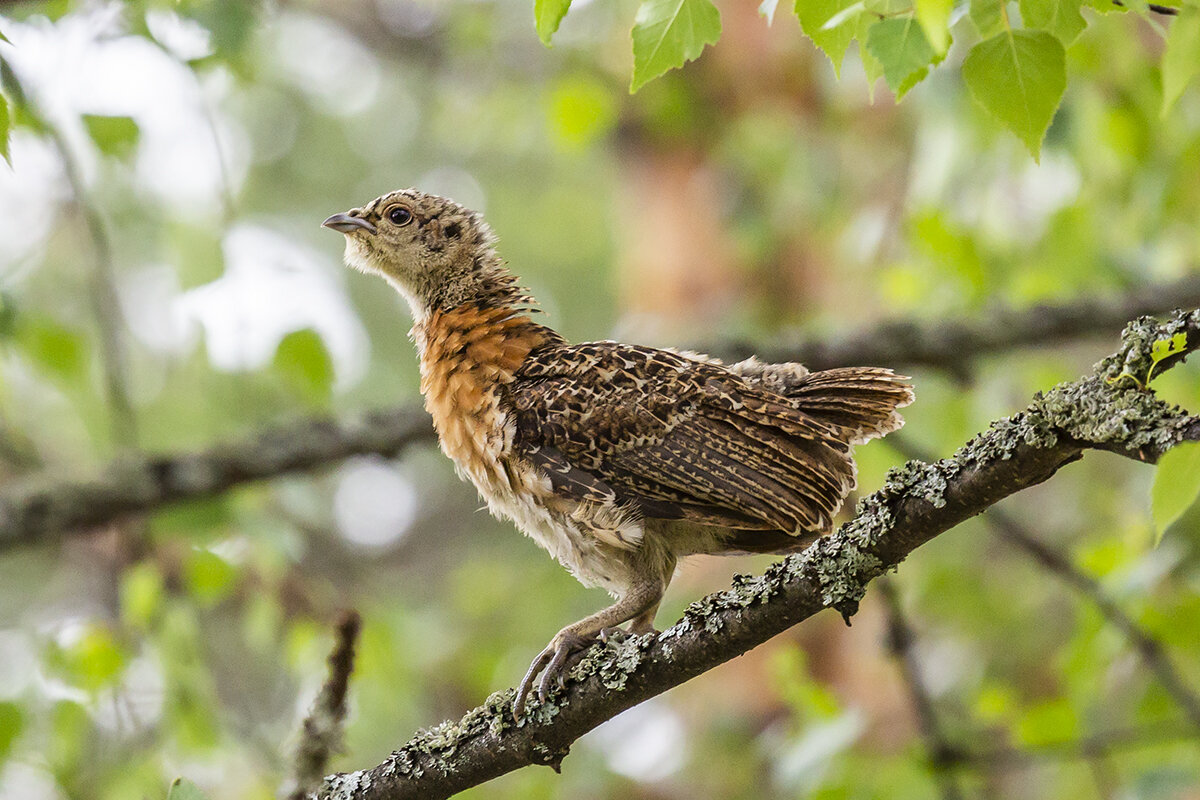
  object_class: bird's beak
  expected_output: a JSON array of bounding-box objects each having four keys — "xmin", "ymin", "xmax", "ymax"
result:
[{"xmin": 322, "ymin": 213, "xmax": 377, "ymax": 235}]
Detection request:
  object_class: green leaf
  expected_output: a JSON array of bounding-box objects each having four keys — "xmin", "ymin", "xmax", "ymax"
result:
[
  {"xmin": 15, "ymin": 316, "xmax": 88, "ymax": 382},
  {"xmin": 795, "ymin": 0, "xmax": 862, "ymax": 75},
  {"xmin": 865, "ymin": 17, "xmax": 936, "ymax": 98},
  {"xmin": 0, "ymin": 702, "xmax": 22, "ymax": 764},
  {"xmin": 962, "ymin": 30, "xmax": 1066, "ymax": 158},
  {"xmin": 535, "ymin": 0, "xmax": 573, "ymax": 45},
  {"xmin": 0, "ymin": 92, "xmax": 9, "ymax": 166},
  {"xmin": 183, "ymin": 548, "xmax": 237, "ymax": 607},
  {"xmin": 1016, "ymin": 699, "xmax": 1078, "ymax": 746},
  {"xmin": 1020, "ymin": 0, "xmax": 1086, "ymax": 45},
  {"xmin": 630, "ymin": 0, "xmax": 721, "ymax": 92},
  {"xmin": 1152, "ymin": 442, "xmax": 1200, "ymax": 542},
  {"xmin": 855, "ymin": 15, "xmax": 886, "ymax": 100},
  {"xmin": 82, "ymin": 114, "xmax": 139, "ymax": 158},
  {"xmin": 548, "ymin": 75, "xmax": 619, "ymax": 149},
  {"xmin": 120, "ymin": 562, "xmax": 165, "ymax": 630},
  {"xmin": 1162, "ymin": 6, "xmax": 1200, "ymax": 116},
  {"xmin": 167, "ymin": 778, "xmax": 211, "ymax": 800},
  {"xmin": 51, "ymin": 625, "xmax": 126, "ymax": 691},
  {"xmin": 970, "ymin": 0, "xmax": 1007, "ymax": 38},
  {"xmin": 273, "ymin": 328, "xmax": 334, "ymax": 402},
  {"xmin": 1150, "ymin": 331, "xmax": 1188, "ymax": 373},
  {"xmin": 915, "ymin": 0, "xmax": 954, "ymax": 53}
]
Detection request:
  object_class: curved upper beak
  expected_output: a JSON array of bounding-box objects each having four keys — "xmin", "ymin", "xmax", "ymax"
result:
[{"xmin": 322, "ymin": 212, "xmax": 377, "ymax": 235}]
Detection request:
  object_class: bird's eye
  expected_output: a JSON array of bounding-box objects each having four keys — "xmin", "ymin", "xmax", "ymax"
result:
[{"xmin": 388, "ymin": 207, "xmax": 413, "ymax": 226}]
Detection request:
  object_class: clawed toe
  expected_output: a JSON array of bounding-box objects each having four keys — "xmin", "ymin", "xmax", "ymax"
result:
[{"xmin": 512, "ymin": 630, "xmax": 597, "ymax": 719}]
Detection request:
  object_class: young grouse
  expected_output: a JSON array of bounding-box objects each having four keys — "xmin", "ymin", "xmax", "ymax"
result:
[{"xmin": 323, "ymin": 189, "xmax": 914, "ymax": 716}]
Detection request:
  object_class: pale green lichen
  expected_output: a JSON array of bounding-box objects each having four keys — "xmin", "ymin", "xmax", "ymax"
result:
[
  {"xmin": 1100, "ymin": 310, "xmax": 1200, "ymax": 384},
  {"xmin": 320, "ymin": 769, "xmax": 369, "ymax": 800}
]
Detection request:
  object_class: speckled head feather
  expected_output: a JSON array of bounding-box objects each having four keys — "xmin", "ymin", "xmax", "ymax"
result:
[{"xmin": 325, "ymin": 188, "xmax": 531, "ymax": 320}]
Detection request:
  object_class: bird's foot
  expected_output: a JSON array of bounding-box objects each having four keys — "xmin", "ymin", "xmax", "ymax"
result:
[{"xmin": 513, "ymin": 629, "xmax": 599, "ymax": 720}]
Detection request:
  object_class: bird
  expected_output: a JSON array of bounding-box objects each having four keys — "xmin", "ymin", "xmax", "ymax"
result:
[{"xmin": 323, "ymin": 189, "xmax": 914, "ymax": 717}]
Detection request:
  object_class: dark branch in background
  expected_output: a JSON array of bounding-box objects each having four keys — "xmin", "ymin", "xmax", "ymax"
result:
[
  {"xmin": 0, "ymin": 408, "xmax": 436, "ymax": 550},
  {"xmin": 710, "ymin": 273, "xmax": 1200, "ymax": 373},
  {"xmin": 314, "ymin": 311, "xmax": 1200, "ymax": 800},
  {"xmin": 879, "ymin": 580, "xmax": 967, "ymax": 800},
  {"xmin": 987, "ymin": 508, "xmax": 1200, "ymax": 730},
  {"xmin": 3, "ymin": 281, "xmax": 1198, "ymax": 551},
  {"xmin": 890, "ymin": 436, "xmax": 1200, "ymax": 732},
  {"xmin": 956, "ymin": 722, "xmax": 1197, "ymax": 767},
  {"xmin": 286, "ymin": 611, "xmax": 363, "ymax": 800}
]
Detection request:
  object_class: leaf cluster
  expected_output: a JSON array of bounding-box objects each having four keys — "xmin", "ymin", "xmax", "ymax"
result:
[{"xmin": 537, "ymin": 0, "xmax": 1200, "ymax": 158}]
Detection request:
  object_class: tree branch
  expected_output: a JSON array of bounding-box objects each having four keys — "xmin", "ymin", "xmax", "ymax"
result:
[
  {"xmin": 285, "ymin": 611, "xmax": 363, "ymax": 800},
  {"xmin": 879, "ymin": 579, "xmax": 967, "ymax": 800},
  {"xmin": 0, "ymin": 408, "xmax": 436, "ymax": 550},
  {"xmin": 711, "ymin": 274, "xmax": 1200, "ymax": 372},
  {"xmin": 3, "ymin": 283, "xmax": 1198, "ymax": 550},
  {"xmin": 315, "ymin": 310, "xmax": 1200, "ymax": 800},
  {"xmin": 985, "ymin": 507, "xmax": 1200, "ymax": 730},
  {"xmin": 889, "ymin": 435, "xmax": 1200, "ymax": 732}
]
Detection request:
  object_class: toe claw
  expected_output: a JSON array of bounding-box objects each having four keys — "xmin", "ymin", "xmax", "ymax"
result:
[{"xmin": 515, "ymin": 630, "xmax": 598, "ymax": 716}]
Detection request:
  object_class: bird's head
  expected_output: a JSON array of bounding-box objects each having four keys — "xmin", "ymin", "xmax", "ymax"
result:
[{"xmin": 323, "ymin": 189, "xmax": 519, "ymax": 320}]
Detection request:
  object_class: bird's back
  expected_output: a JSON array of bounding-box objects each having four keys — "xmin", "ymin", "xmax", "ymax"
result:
[{"xmin": 511, "ymin": 342, "xmax": 913, "ymax": 549}]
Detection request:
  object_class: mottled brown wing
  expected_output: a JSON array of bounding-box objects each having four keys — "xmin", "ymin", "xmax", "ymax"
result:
[{"xmin": 510, "ymin": 343, "xmax": 858, "ymax": 536}]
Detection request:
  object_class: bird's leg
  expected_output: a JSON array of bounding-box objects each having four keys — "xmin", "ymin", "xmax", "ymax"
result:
[
  {"xmin": 626, "ymin": 600, "xmax": 662, "ymax": 636},
  {"xmin": 513, "ymin": 580, "xmax": 663, "ymax": 719}
]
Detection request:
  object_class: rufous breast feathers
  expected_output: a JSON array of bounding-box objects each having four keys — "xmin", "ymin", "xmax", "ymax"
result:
[{"xmin": 415, "ymin": 304, "xmax": 556, "ymax": 483}]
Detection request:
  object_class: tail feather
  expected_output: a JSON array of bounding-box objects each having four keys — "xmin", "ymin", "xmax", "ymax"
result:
[{"xmin": 785, "ymin": 367, "xmax": 914, "ymax": 445}]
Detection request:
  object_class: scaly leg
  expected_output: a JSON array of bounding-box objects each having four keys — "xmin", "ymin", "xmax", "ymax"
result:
[
  {"xmin": 626, "ymin": 599, "xmax": 662, "ymax": 635},
  {"xmin": 514, "ymin": 579, "xmax": 663, "ymax": 718},
  {"xmin": 626, "ymin": 564, "xmax": 673, "ymax": 635}
]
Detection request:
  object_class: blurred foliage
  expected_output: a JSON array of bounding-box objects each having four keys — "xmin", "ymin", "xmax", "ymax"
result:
[{"xmin": 0, "ymin": 0, "xmax": 1197, "ymax": 799}]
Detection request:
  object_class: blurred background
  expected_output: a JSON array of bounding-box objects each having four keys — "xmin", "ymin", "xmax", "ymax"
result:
[{"xmin": 0, "ymin": 0, "xmax": 1198, "ymax": 798}]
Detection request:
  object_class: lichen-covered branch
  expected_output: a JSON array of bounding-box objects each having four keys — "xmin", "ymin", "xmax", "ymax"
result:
[
  {"xmin": 3, "ymin": 283, "xmax": 1197, "ymax": 551},
  {"xmin": 0, "ymin": 408, "xmax": 436, "ymax": 550},
  {"xmin": 713, "ymin": 273, "xmax": 1200, "ymax": 372},
  {"xmin": 315, "ymin": 310, "xmax": 1200, "ymax": 800}
]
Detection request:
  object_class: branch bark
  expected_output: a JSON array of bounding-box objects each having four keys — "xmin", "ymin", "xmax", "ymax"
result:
[
  {"xmin": 3, "ymin": 282, "xmax": 1198, "ymax": 551},
  {"xmin": 714, "ymin": 273, "xmax": 1200, "ymax": 372},
  {"xmin": 286, "ymin": 611, "xmax": 364, "ymax": 800},
  {"xmin": 0, "ymin": 409, "xmax": 436, "ymax": 550},
  {"xmin": 879, "ymin": 579, "xmax": 967, "ymax": 800},
  {"xmin": 314, "ymin": 310, "xmax": 1200, "ymax": 800}
]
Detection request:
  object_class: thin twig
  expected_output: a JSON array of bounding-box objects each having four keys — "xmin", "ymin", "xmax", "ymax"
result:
[
  {"xmin": 986, "ymin": 508, "xmax": 1200, "ymax": 731},
  {"xmin": 879, "ymin": 579, "xmax": 967, "ymax": 800},
  {"xmin": 286, "ymin": 611, "xmax": 363, "ymax": 800},
  {"xmin": 33, "ymin": 84, "xmax": 138, "ymax": 448},
  {"xmin": 956, "ymin": 721, "xmax": 1198, "ymax": 767},
  {"xmin": 890, "ymin": 435, "xmax": 1200, "ymax": 733}
]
